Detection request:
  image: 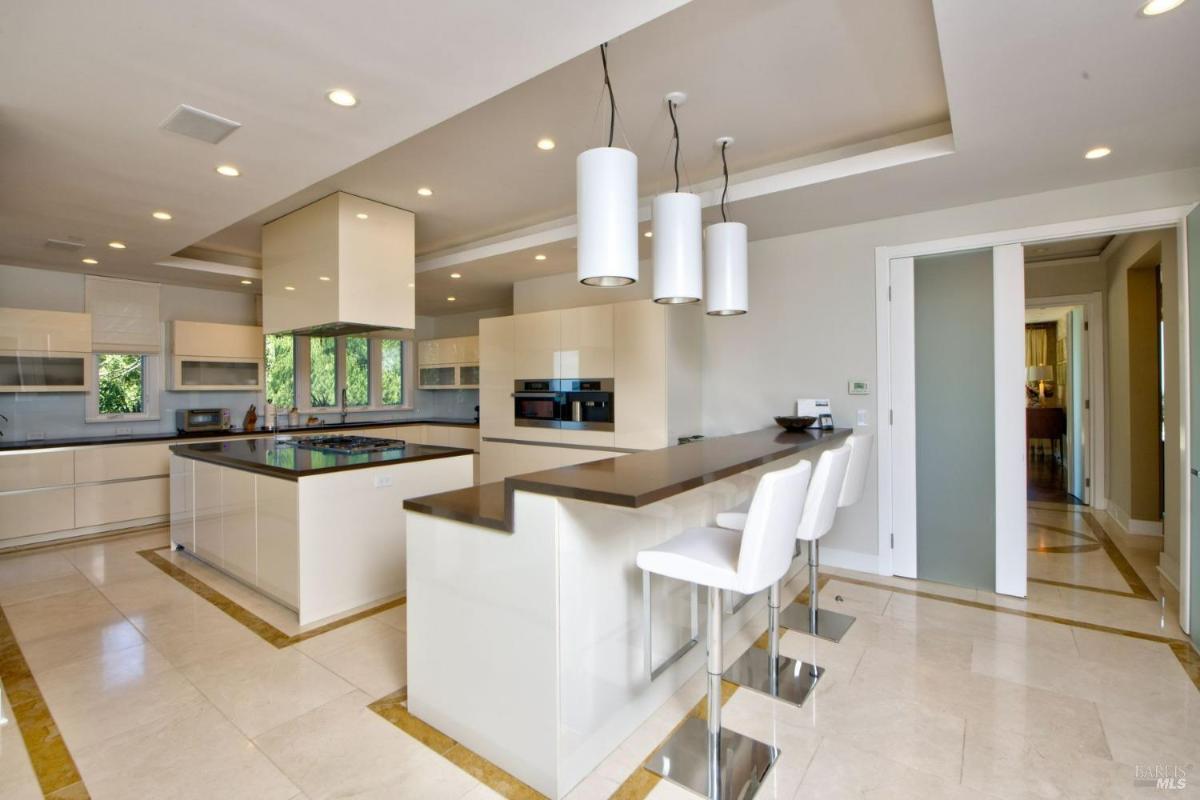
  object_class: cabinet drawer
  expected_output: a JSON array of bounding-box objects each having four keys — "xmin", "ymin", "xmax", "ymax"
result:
[
  {"xmin": 74, "ymin": 477, "xmax": 168, "ymax": 528},
  {"xmin": 0, "ymin": 487, "xmax": 76, "ymax": 541},
  {"xmin": 424, "ymin": 426, "xmax": 479, "ymax": 451},
  {"xmin": 75, "ymin": 443, "xmax": 171, "ymax": 483},
  {"xmin": 0, "ymin": 450, "xmax": 74, "ymax": 492}
]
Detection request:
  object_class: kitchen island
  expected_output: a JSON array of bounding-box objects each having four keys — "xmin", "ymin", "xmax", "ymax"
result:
[
  {"xmin": 170, "ymin": 435, "xmax": 473, "ymax": 625},
  {"xmin": 403, "ymin": 426, "xmax": 851, "ymax": 798}
]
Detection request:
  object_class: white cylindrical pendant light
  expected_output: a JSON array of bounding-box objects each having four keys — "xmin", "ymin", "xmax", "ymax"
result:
[
  {"xmin": 704, "ymin": 221, "xmax": 748, "ymax": 316},
  {"xmin": 577, "ymin": 147, "xmax": 639, "ymax": 287},
  {"xmin": 652, "ymin": 192, "xmax": 702, "ymax": 303}
]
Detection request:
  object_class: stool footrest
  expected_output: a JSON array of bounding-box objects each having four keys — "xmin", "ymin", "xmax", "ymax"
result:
[
  {"xmin": 779, "ymin": 603, "xmax": 856, "ymax": 643},
  {"xmin": 723, "ymin": 646, "xmax": 823, "ymax": 708},
  {"xmin": 643, "ymin": 716, "xmax": 778, "ymax": 799}
]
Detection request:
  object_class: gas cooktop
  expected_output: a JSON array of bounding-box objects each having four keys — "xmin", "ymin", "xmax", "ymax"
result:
[{"xmin": 289, "ymin": 435, "xmax": 406, "ymax": 454}]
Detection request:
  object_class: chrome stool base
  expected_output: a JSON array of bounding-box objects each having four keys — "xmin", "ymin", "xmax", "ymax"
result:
[
  {"xmin": 643, "ymin": 716, "xmax": 778, "ymax": 800},
  {"xmin": 722, "ymin": 646, "xmax": 824, "ymax": 707},
  {"xmin": 778, "ymin": 603, "xmax": 856, "ymax": 643}
]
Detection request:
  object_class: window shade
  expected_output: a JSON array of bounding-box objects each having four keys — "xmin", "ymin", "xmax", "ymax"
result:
[{"xmin": 85, "ymin": 276, "xmax": 161, "ymax": 353}]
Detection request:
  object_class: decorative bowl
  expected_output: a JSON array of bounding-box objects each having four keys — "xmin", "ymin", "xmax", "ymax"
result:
[{"xmin": 774, "ymin": 415, "xmax": 817, "ymax": 432}]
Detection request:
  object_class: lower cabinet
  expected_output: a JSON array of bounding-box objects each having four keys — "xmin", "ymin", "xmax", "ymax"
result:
[
  {"xmin": 0, "ymin": 488, "xmax": 75, "ymax": 542},
  {"xmin": 193, "ymin": 461, "xmax": 223, "ymax": 567},
  {"xmin": 256, "ymin": 476, "xmax": 299, "ymax": 607},
  {"xmin": 221, "ymin": 469, "xmax": 257, "ymax": 585},
  {"xmin": 73, "ymin": 477, "xmax": 168, "ymax": 528},
  {"xmin": 479, "ymin": 440, "xmax": 627, "ymax": 484}
]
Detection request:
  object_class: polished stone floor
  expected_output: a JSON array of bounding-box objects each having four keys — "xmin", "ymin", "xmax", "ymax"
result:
[{"xmin": 0, "ymin": 506, "xmax": 1195, "ymax": 799}]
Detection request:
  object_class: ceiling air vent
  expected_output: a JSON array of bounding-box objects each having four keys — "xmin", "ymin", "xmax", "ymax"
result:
[
  {"xmin": 160, "ymin": 104, "xmax": 241, "ymax": 145},
  {"xmin": 44, "ymin": 238, "xmax": 85, "ymax": 251}
]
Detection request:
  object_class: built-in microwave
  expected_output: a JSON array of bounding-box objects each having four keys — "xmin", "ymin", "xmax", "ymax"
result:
[
  {"xmin": 513, "ymin": 380, "xmax": 562, "ymax": 429},
  {"xmin": 176, "ymin": 408, "xmax": 231, "ymax": 433}
]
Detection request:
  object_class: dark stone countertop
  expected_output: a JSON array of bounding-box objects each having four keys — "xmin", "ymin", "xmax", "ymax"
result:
[
  {"xmin": 169, "ymin": 436, "xmax": 474, "ymax": 480},
  {"xmin": 404, "ymin": 426, "xmax": 852, "ymax": 532},
  {"xmin": 0, "ymin": 418, "xmax": 478, "ymax": 452}
]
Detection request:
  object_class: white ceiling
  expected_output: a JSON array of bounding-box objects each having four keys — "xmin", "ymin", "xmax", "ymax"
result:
[
  {"xmin": 197, "ymin": 0, "xmax": 949, "ymax": 260},
  {"xmin": 0, "ymin": 0, "xmax": 687, "ymax": 288}
]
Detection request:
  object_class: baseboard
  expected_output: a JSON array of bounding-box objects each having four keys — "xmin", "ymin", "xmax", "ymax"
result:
[
  {"xmin": 819, "ymin": 545, "xmax": 884, "ymax": 576},
  {"xmin": 1158, "ymin": 552, "xmax": 1181, "ymax": 592},
  {"xmin": 1104, "ymin": 500, "xmax": 1162, "ymax": 536},
  {"xmin": 0, "ymin": 514, "xmax": 169, "ymax": 553}
]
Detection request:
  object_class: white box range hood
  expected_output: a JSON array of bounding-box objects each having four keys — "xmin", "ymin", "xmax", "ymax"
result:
[{"xmin": 261, "ymin": 192, "xmax": 415, "ymax": 336}]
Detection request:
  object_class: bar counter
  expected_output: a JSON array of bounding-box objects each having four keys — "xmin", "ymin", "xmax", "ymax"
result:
[{"xmin": 404, "ymin": 426, "xmax": 851, "ymax": 798}]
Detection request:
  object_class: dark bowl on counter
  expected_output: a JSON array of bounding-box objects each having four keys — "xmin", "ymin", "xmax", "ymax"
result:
[{"xmin": 774, "ymin": 415, "xmax": 818, "ymax": 432}]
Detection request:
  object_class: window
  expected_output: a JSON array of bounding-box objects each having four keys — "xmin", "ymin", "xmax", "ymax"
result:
[
  {"xmin": 97, "ymin": 354, "xmax": 145, "ymax": 414},
  {"xmin": 345, "ymin": 337, "xmax": 369, "ymax": 406},
  {"xmin": 265, "ymin": 334, "xmax": 295, "ymax": 408},
  {"xmin": 309, "ymin": 336, "xmax": 337, "ymax": 407},
  {"xmin": 380, "ymin": 339, "xmax": 404, "ymax": 406}
]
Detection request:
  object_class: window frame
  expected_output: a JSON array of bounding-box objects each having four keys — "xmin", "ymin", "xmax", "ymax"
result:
[
  {"xmin": 269, "ymin": 334, "xmax": 413, "ymax": 413},
  {"xmin": 86, "ymin": 352, "xmax": 162, "ymax": 423}
]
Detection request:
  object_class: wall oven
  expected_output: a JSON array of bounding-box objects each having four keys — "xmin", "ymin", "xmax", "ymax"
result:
[
  {"xmin": 513, "ymin": 380, "xmax": 562, "ymax": 429},
  {"xmin": 559, "ymin": 379, "xmax": 614, "ymax": 432}
]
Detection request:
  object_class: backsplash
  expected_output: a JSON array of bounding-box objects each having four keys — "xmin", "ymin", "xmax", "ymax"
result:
[{"xmin": 0, "ymin": 388, "xmax": 478, "ymax": 442}]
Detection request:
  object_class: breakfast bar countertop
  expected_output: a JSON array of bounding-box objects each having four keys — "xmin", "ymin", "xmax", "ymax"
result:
[
  {"xmin": 170, "ymin": 437, "xmax": 474, "ymax": 481},
  {"xmin": 404, "ymin": 426, "xmax": 852, "ymax": 531}
]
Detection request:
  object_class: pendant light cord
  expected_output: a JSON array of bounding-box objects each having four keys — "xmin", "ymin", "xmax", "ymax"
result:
[
  {"xmin": 720, "ymin": 141, "xmax": 730, "ymax": 222},
  {"xmin": 668, "ymin": 100, "xmax": 681, "ymax": 193},
  {"xmin": 600, "ymin": 43, "xmax": 617, "ymax": 148}
]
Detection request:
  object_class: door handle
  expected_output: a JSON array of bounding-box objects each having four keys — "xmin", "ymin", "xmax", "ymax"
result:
[{"xmin": 1192, "ymin": 467, "xmax": 1199, "ymax": 477}]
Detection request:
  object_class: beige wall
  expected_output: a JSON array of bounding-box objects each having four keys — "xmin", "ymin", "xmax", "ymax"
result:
[
  {"xmin": 513, "ymin": 268, "xmax": 651, "ymax": 314},
  {"xmin": 1025, "ymin": 259, "xmax": 1106, "ymax": 299},
  {"xmin": 1102, "ymin": 229, "xmax": 1181, "ymax": 584}
]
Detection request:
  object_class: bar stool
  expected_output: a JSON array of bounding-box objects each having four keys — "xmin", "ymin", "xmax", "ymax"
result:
[
  {"xmin": 720, "ymin": 445, "xmax": 851, "ymax": 706},
  {"xmin": 637, "ymin": 458, "xmax": 812, "ymax": 800},
  {"xmin": 778, "ymin": 433, "xmax": 873, "ymax": 643}
]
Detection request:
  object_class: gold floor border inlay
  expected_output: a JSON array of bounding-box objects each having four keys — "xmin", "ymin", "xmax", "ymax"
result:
[
  {"xmin": 0, "ymin": 605, "xmax": 90, "ymax": 799},
  {"xmin": 1078, "ymin": 512, "xmax": 1157, "ymax": 600},
  {"xmin": 137, "ymin": 548, "xmax": 405, "ymax": 649}
]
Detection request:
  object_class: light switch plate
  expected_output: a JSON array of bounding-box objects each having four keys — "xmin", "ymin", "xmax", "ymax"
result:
[
  {"xmin": 848, "ymin": 380, "xmax": 870, "ymax": 395},
  {"xmin": 116, "ymin": 427, "xmax": 132, "ymax": 435},
  {"xmin": 26, "ymin": 432, "xmax": 45, "ymax": 441},
  {"xmin": 856, "ymin": 409, "xmax": 869, "ymax": 426},
  {"xmin": 373, "ymin": 475, "xmax": 394, "ymax": 488}
]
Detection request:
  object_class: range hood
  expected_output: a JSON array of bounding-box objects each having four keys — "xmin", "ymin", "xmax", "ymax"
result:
[{"xmin": 261, "ymin": 192, "xmax": 415, "ymax": 336}]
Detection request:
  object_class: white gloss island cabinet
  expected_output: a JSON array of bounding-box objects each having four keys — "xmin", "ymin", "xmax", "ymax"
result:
[
  {"xmin": 169, "ymin": 440, "xmax": 473, "ymax": 625},
  {"xmin": 168, "ymin": 320, "xmax": 264, "ymax": 391},
  {"xmin": 417, "ymin": 335, "xmax": 479, "ymax": 389},
  {"xmin": 0, "ymin": 308, "xmax": 92, "ymax": 392}
]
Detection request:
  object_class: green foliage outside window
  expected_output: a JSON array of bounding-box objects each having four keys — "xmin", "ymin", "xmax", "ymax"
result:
[
  {"xmin": 97, "ymin": 354, "xmax": 144, "ymax": 415},
  {"xmin": 346, "ymin": 337, "xmax": 369, "ymax": 406},
  {"xmin": 381, "ymin": 339, "xmax": 404, "ymax": 406},
  {"xmin": 310, "ymin": 336, "xmax": 336, "ymax": 407},
  {"xmin": 265, "ymin": 334, "xmax": 294, "ymax": 408}
]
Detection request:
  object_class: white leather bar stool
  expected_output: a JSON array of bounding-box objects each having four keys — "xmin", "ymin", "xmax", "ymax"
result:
[
  {"xmin": 778, "ymin": 433, "xmax": 873, "ymax": 643},
  {"xmin": 637, "ymin": 459, "xmax": 812, "ymax": 800},
  {"xmin": 720, "ymin": 445, "xmax": 850, "ymax": 705}
]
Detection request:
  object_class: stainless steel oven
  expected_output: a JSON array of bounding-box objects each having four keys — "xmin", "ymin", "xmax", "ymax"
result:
[
  {"xmin": 513, "ymin": 380, "xmax": 562, "ymax": 429},
  {"xmin": 559, "ymin": 378, "xmax": 615, "ymax": 431}
]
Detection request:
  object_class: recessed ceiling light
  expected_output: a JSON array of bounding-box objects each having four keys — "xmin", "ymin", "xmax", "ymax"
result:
[
  {"xmin": 1140, "ymin": 0, "xmax": 1187, "ymax": 15},
  {"xmin": 284, "ymin": 285, "xmax": 296, "ymax": 291},
  {"xmin": 240, "ymin": 279, "xmax": 253, "ymax": 285},
  {"xmin": 319, "ymin": 276, "xmax": 331, "ymax": 281},
  {"xmin": 152, "ymin": 210, "xmax": 172, "ymax": 221},
  {"xmin": 327, "ymin": 89, "xmax": 358, "ymax": 107},
  {"xmin": 537, "ymin": 138, "xmax": 556, "ymax": 151},
  {"xmin": 1084, "ymin": 146, "xmax": 1111, "ymax": 160},
  {"xmin": 108, "ymin": 241, "xmax": 126, "ymax": 249},
  {"xmin": 534, "ymin": 253, "xmax": 547, "ymax": 261},
  {"xmin": 355, "ymin": 212, "xmax": 368, "ymax": 219},
  {"xmin": 643, "ymin": 231, "xmax": 653, "ymax": 238},
  {"xmin": 216, "ymin": 164, "xmax": 240, "ymax": 177},
  {"xmin": 82, "ymin": 258, "xmax": 99, "ymax": 265},
  {"xmin": 450, "ymin": 272, "xmax": 462, "ymax": 279},
  {"xmin": 417, "ymin": 187, "xmax": 433, "ymax": 197},
  {"xmin": 446, "ymin": 296, "xmax": 456, "ymax": 302}
]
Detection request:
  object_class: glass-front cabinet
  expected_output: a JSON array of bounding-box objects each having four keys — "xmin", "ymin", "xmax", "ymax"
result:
[
  {"xmin": 175, "ymin": 358, "xmax": 262, "ymax": 389},
  {"xmin": 168, "ymin": 320, "xmax": 264, "ymax": 391},
  {"xmin": 418, "ymin": 366, "xmax": 457, "ymax": 388},
  {"xmin": 416, "ymin": 336, "xmax": 480, "ymax": 390},
  {"xmin": 0, "ymin": 353, "xmax": 90, "ymax": 392}
]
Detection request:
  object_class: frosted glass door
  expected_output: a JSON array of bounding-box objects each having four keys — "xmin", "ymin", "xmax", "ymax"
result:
[
  {"xmin": 419, "ymin": 366, "xmax": 456, "ymax": 388},
  {"xmin": 179, "ymin": 360, "xmax": 260, "ymax": 388},
  {"xmin": 914, "ymin": 250, "xmax": 996, "ymax": 590},
  {"xmin": 0, "ymin": 354, "xmax": 87, "ymax": 391}
]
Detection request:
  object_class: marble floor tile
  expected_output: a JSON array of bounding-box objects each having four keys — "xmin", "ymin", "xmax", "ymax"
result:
[
  {"xmin": 127, "ymin": 600, "xmax": 275, "ymax": 668},
  {"xmin": 296, "ymin": 621, "xmax": 407, "ymax": 699},
  {"xmin": 3, "ymin": 587, "xmax": 126, "ymax": 643},
  {"xmin": 0, "ymin": 550, "xmax": 78, "ymax": 589},
  {"xmin": 0, "ymin": 569, "xmax": 92, "ymax": 607},
  {"xmin": 372, "ymin": 602, "xmax": 408, "ymax": 631},
  {"xmin": 253, "ymin": 691, "xmax": 480, "ymax": 800},
  {"xmin": 72, "ymin": 702, "xmax": 299, "ymax": 800},
  {"xmin": 16, "ymin": 616, "xmax": 147, "ymax": 674},
  {"xmin": 180, "ymin": 642, "xmax": 354, "ymax": 738}
]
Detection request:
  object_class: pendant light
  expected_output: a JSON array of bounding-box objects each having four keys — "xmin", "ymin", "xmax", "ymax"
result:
[
  {"xmin": 652, "ymin": 93, "xmax": 702, "ymax": 304},
  {"xmin": 704, "ymin": 137, "xmax": 748, "ymax": 316},
  {"xmin": 577, "ymin": 43, "xmax": 639, "ymax": 287}
]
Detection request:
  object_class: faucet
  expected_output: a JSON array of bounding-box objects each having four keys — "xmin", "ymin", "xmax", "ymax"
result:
[{"xmin": 340, "ymin": 388, "xmax": 348, "ymax": 425}]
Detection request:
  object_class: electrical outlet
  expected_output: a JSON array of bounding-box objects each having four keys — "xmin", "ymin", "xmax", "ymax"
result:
[
  {"xmin": 373, "ymin": 475, "xmax": 394, "ymax": 488},
  {"xmin": 116, "ymin": 427, "xmax": 132, "ymax": 435},
  {"xmin": 26, "ymin": 432, "xmax": 45, "ymax": 441}
]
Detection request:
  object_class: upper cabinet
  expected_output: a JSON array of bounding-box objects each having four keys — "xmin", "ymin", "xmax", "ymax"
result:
[
  {"xmin": 560, "ymin": 305, "xmax": 613, "ymax": 379},
  {"xmin": 513, "ymin": 310, "xmax": 561, "ymax": 379},
  {"xmin": 168, "ymin": 321, "xmax": 263, "ymax": 391},
  {"xmin": 0, "ymin": 308, "xmax": 92, "ymax": 393},
  {"xmin": 417, "ymin": 335, "xmax": 479, "ymax": 390}
]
